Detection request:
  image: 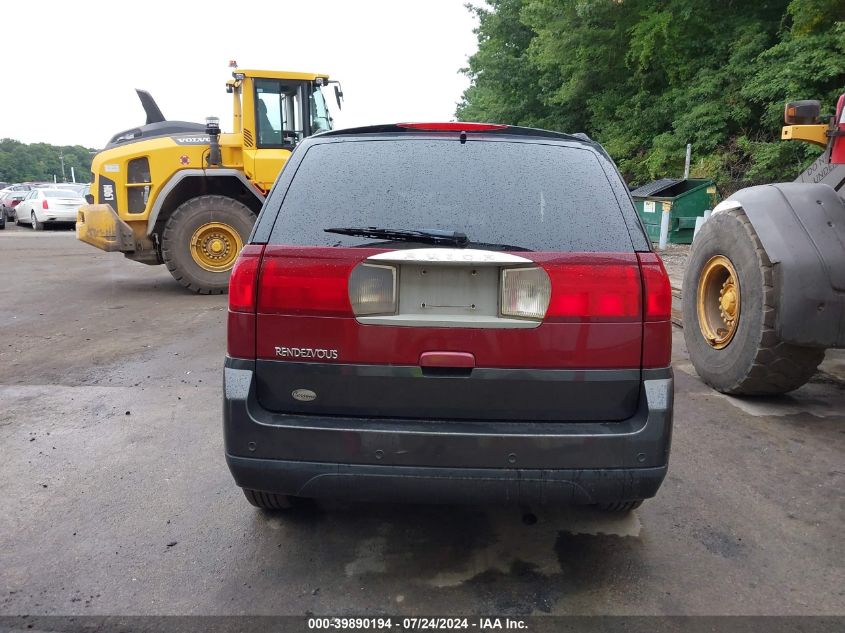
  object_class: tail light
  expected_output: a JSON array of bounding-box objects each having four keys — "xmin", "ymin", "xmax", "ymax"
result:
[
  {"xmin": 227, "ymin": 245, "xmax": 264, "ymax": 359},
  {"xmin": 349, "ymin": 263, "xmax": 397, "ymax": 316},
  {"xmin": 11, "ymin": 199, "xmax": 20, "ymax": 207},
  {"xmin": 229, "ymin": 247, "xmax": 262, "ymax": 312},
  {"xmin": 501, "ymin": 267, "xmax": 551, "ymax": 319},
  {"xmin": 542, "ymin": 260, "xmax": 642, "ymax": 321},
  {"xmin": 639, "ymin": 253, "xmax": 672, "ymax": 320},
  {"xmin": 256, "ymin": 250, "xmax": 358, "ymax": 316},
  {"xmin": 637, "ymin": 252, "xmax": 672, "ymax": 368},
  {"xmin": 42, "ymin": 200, "xmax": 49, "ymax": 209}
]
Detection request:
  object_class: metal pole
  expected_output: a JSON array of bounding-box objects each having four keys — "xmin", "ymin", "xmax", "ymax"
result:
[
  {"xmin": 59, "ymin": 151, "xmax": 67, "ymax": 183},
  {"xmin": 658, "ymin": 206, "xmax": 671, "ymax": 250},
  {"xmin": 693, "ymin": 208, "xmax": 713, "ymax": 241},
  {"xmin": 684, "ymin": 143, "xmax": 691, "ymax": 179},
  {"xmin": 71, "ymin": 167, "xmax": 75, "ymax": 183}
]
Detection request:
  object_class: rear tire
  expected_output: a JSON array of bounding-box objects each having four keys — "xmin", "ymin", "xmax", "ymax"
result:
[
  {"xmin": 682, "ymin": 207, "xmax": 824, "ymax": 395},
  {"xmin": 242, "ymin": 488, "xmax": 296, "ymax": 510},
  {"xmin": 31, "ymin": 212, "xmax": 44, "ymax": 231},
  {"xmin": 160, "ymin": 195, "xmax": 256, "ymax": 295},
  {"xmin": 596, "ymin": 500, "xmax": 644, "ymax": 513}
]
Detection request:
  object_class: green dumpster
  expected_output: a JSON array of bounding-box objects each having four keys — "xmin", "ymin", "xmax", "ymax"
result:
[{"xmin": 630, "ymin": 178, "xmax": 719, "ymax": 244}]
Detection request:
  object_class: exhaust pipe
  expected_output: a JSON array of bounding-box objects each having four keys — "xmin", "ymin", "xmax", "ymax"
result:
[{"xmin": 206, "ymin": 116, "xmax": 222, "ymax": 167}]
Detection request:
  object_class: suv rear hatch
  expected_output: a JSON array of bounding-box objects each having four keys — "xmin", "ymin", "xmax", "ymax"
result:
[{"xmin": 235, "ymin": 133, "xmax": 670, "ymax": 422}]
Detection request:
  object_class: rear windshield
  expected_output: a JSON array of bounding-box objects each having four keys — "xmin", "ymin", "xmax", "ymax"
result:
[
  {"xmin": 44, "ymin": 190, "xmax": 78, "ymax": 198},
  {"xmin": 268, "ymin": 139, "xmax": 634, "ymax": 252}
]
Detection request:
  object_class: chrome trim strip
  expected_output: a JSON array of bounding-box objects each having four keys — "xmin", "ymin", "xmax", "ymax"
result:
[
  {"xmin": 367, "ymin": 248, "xmax": 533, "ymax": 265},
  {"xmin": 356, "ymin": 314, "xmax": 540, "ymax": 329}
]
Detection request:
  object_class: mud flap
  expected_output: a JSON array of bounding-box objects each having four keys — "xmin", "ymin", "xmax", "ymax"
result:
[
  {"xmin": 76, "ymin": 204, "xmax": 135, "ymax": 253},
  {"xmin": 726, "ymin": 183, "xmax": 845, "ymax": 347}
]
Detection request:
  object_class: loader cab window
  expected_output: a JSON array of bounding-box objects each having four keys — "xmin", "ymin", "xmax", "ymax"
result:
[
  {"xmin": 254, "ymin": 79, "xmax": 304, "ymax": 148},
  {"xmin": 310, "ymin": 87, "xmax": 333, "ymax": 133}
]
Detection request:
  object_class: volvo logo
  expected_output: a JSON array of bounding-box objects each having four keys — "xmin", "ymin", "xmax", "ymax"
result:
[{"xmin": 172, "ymin": 135, "xmax": 212, "ymax": 145}]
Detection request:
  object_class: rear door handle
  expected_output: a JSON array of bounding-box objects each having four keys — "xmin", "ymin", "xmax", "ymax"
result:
[{"xmin": 419, "ymin": 351, "xmax": 475, "ymax": 377}]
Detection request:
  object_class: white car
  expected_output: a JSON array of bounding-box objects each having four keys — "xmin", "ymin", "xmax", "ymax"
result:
[{"xmin": 15, "ymin": 188, "xmax": 85, "ymax": 230}]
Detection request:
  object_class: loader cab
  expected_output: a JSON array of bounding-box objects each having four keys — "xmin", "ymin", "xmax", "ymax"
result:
[{"xmin": 233, "ymin": 69, "xmax": 337, "ymax": 190}]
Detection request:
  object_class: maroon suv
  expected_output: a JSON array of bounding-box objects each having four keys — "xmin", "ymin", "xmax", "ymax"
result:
[{"xmin": 224, "ymin": 123, "xmax": 673, "ymax": 512}]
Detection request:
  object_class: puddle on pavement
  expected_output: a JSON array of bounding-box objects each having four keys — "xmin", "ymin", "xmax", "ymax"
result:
[
  {"xmin": 243, "ymin": 499, "xmax": 651, "ymax": 615},
  {"xmin": 345, "ymin": 523, "xmax": 391, "ymax": 576},
  {"xmin": 426, "ymin": 507, "xmax": 641, "ymax": 588},
  {"xmin": 329, "ymin": 505, "xmax": 641, "ymax": 587}
]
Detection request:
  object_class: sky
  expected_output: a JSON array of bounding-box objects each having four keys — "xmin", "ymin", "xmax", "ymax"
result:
[{"xmin": 0, "ymin": 0, "xmax": 479, "ymax": 148}]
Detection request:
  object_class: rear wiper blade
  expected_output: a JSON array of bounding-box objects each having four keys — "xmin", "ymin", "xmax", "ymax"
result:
[
  {"xmin": 324, "ymin": 226, "xmax": 469, "ymax": 247},
  {"xmin": 466, "ymin": 241, "xmax": 533, "ymax": 252}
]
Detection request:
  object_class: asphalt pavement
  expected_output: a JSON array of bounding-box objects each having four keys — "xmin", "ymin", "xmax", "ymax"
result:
[{"xmin": 0, "ymin": 223, "xmax": 843, "ymax": 616}]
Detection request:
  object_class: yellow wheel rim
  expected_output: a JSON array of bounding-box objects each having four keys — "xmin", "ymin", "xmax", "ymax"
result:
[
  {"xmin": 189, "ymin": 222, "xmax": 243, "ymax": 272},
  {"xmin": 697, "ymin": 255, "xmax": 740, "ymax": 349}
]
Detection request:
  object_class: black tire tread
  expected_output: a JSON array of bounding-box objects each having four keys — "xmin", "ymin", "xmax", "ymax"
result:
[
  {"xmin": 242, "ymin": 488, "xmax": 293, "ymax": 510},
  {"xmin": 597, "ymin": 500, "xmax": 644, "ymax": 512},
  {"xmin": 160, "ymin": 195, "xmax": 255, "ymax": 295}
]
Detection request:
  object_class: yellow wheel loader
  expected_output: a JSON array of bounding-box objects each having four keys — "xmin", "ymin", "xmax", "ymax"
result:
[
  {"xmin": 76, "ymin": 67, "xmax": 342, "ymax": 294},
  {"xmin": 682, "ymin": 93, "xmax": 845, "ymax": 394}
]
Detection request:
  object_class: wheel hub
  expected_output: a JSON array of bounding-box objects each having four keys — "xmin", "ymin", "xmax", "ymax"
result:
[
  {"xmin": 190, "ymin": 222, "xmax": 243, "ymax": 272},
  {"xmin": 720, "ymin": 280, "xmax": 738, "ymax": 319},
  {"xmin": 697, "ymin": 255, "xmax": 741, "ymax": 349}
]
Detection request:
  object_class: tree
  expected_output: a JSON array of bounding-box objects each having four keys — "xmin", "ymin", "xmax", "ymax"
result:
[
  {"xmin": 0, "ymin": 139, "xmax": 95, "ymax": 183},
  {"xmin": 458, "ymin": 0, "xmax": 845, "ymax": 188}
]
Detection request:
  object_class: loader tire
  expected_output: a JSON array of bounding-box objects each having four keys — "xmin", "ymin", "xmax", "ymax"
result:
[
  {"xmin": 161, "ymin": 195, "xmax": 256, "ymax": 295},
  {"xmin": 682, "ymin": 207, "xmax": 824, "ymax": 395}
]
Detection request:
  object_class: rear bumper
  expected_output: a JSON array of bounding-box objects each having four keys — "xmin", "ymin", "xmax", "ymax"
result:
[
  {"xmin": 39, "ymin": 209, "xmax": 79, "ymax": 222},
  {"xmin": 227, "ymin": 456, "xmax": 667, "ymax": 505},
  {"xmin": 223, "ymin": 359, "xmax": 673, "ymax": 505}
]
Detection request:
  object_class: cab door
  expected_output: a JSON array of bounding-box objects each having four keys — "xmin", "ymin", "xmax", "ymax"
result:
[{"xmin": 243, "ymin": 79, "xmax": 304, "ymax": 191}]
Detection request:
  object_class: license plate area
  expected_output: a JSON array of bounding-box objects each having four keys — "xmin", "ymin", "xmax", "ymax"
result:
[
  {"xmin": 356, "ymin": 248, "xmax": 541, "ymax": 329},
  {"xmin": 399, "ymin": 264, "xmax": 499, "ymax": 318}
]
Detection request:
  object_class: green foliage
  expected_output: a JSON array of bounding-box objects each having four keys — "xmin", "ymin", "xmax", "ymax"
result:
[
  {"xmin": 0, "ymin": 139, "xmax": 94, "ymax": 184},
  {"xmin": 457, "ymin": 0, "xmax": 845, "ymax": 187}
]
